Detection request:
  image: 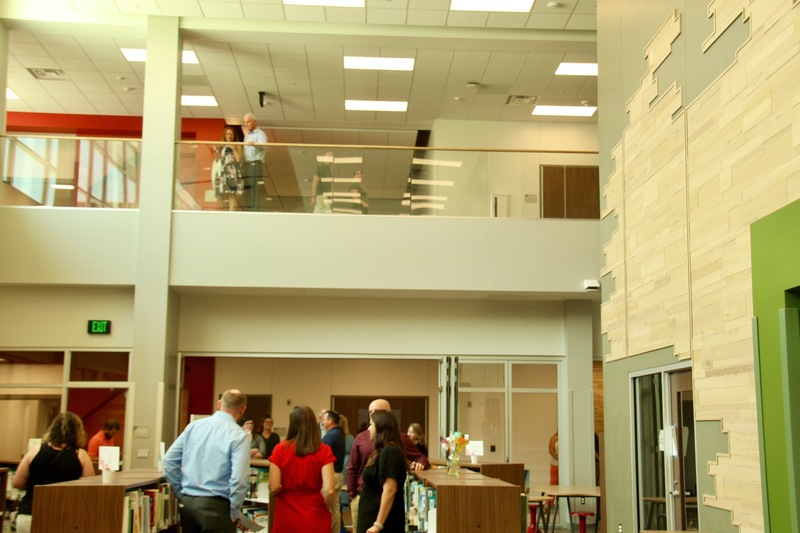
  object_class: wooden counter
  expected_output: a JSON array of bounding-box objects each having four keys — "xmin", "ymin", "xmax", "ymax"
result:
[{"xmin": 412, "ymin": 468, "xmax": 521, "ymax": 533}]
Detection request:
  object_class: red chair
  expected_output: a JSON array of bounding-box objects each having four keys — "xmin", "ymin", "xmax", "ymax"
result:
[
  {"xmin": 570, "ymin": 511, "xmax": 595, "ymax": 533},
  {"xmin": 527, "ymin": 502, "xmax": 543, "ymax": 533}
]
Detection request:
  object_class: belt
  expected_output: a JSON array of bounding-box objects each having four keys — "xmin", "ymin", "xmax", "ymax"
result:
[{"xmin": 244, "ymin": 161, "xmax": 262, "ymax": 165}]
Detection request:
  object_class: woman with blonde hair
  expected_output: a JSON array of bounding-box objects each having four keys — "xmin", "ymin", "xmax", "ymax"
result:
[
  {"xmin": 13, "ymin": 412, "xmax": 96, "ymax": 533},
  {"xmin": 407, "ymin": 423, "xmax": 428, "ymax": 457},
  {"xmin": 269, "ymin": 405, "xmax": 336, "ymax": 532}
]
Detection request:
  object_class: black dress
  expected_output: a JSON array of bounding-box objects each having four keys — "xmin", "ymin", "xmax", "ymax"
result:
[{"xmin": 357, "ymin": 444, "xmax": 407, "ymax": 533}]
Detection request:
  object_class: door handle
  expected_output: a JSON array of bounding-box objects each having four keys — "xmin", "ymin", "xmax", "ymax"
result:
[{"xmin": 670, "ymin": 490, "xmax": 681, "ymax": 496}]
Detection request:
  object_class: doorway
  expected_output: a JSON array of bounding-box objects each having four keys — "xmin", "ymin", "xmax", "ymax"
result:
[{"xmin": 633, "ymin": 365, "xmax": 698, "ymax": 531}]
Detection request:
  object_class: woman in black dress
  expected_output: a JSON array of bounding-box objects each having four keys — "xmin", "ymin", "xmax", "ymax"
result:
[{"xmin": 357, "ymin": 410, "xmax": 408, "ymax": 533}]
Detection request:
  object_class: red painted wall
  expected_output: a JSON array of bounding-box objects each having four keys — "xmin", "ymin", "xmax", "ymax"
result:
[{"xmin": 6, "ymin": 111, "xmax": 227, "ymax": 140}]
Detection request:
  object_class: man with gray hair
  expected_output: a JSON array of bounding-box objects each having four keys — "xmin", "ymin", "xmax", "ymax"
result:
[
  {"xmin": 241, "ymin": 113, "xmax": 267, "ymax": 211},
  {"xmin": 164, "ymin": 389, "xmax": 250, "ymax": 532}
]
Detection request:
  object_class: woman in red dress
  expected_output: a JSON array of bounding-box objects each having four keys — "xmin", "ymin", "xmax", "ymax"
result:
[{"xmin": 269, "ymin": 405, "xmax": 336, "ymax": 533}]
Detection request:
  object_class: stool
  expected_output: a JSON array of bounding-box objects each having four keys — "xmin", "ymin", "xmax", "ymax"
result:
[
  {"xmin": 527, "ymin": 502, "xmax": 543, "ymax": 533},
  {"xmin": 570, "ymin": 511, "xmax": 595, "ymax": 533}
]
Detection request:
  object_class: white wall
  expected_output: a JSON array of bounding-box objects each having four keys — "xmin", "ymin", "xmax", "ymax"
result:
[{"xmin": 430, "ymin": 120, "xmax": 600, "ymax": 219}]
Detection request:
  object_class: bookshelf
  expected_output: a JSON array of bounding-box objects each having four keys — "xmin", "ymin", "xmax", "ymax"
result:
[
  {"xmin": 30, "ymin": 470, "xmax": 178, "ymax": 533},
  {"xmin": 407, "ymin": 468, "xmax": 521, "ymax": 533}
]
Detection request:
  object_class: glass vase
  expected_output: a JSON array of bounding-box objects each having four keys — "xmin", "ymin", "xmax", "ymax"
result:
[{"xmin": 448, "ymin": 454, "xmax": 461, "ymax": 477}]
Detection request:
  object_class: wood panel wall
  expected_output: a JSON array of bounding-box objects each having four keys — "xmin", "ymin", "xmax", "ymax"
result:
[{"xmin": 601, "ymin": 1, "xmax": 800, "ymax": 531}]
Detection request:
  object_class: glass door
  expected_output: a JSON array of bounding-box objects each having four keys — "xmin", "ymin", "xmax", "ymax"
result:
[{"xmin": 633, "ymin": 365, "xmax": 697, "ymax": 531}]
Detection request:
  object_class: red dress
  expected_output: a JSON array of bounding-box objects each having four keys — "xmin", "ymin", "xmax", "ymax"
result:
[{"xmin": 269, "ymin": 441, "xmax": 335, "ymax": 533}]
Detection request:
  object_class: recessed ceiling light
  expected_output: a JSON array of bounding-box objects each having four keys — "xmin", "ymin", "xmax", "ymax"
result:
[
  {"xmin": 181, "ymin": 95, "xmax": 218, "ymax": 107},
  {"xmin": 6, "ymin": 88, "xmax": 20, "ymax": 100},
  {"xmin": 121, "ymin": 48, "xmax": 201, "ymax": 64},
  {"xmin": 345, "ymin": 100, "xmax": 408, "ymax": 112},
  {"xmin": 450, "ymin": 0, "xmax": 534, "ymax": 12},
  {"xmin": 555, "ymin": 62, "xmax": 598, "ymax": 76},
  {"xmin": 284, "ymin": 0, "xmax": 364, "ymax": 6},
  {"xmin": 344, "ymin": 56, "xmax": 415, "ymax": 71},
  {"xmin": 532, "ymin": 105, "xmax": 597, "ymax": 117}
]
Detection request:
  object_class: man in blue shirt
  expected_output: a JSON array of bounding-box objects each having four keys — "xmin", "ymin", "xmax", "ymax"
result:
[
  {"xmin": 164, "ymin": 389, "xmax": 250, "ymax": 533},
  {"xmin": 321, "ymin": 410, "xmax": 345, "ymax": 533}
]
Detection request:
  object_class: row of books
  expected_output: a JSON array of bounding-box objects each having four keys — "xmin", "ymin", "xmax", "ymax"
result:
[
  {"xmin": 121, "ymin": 483, "xmax": 178, "ymax": 533},
  {"xmin": 240, "ymin": 503, "xmax": 269, "ymax": 532},
  {"xmin": 405, "ymin": 479, "xmax": 437, "ymax": 533}
]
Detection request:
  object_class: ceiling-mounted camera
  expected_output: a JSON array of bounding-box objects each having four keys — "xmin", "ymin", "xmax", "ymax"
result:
[{"xmin": 258, "ymin": 91, "xmax": 267, "ymax": 108}]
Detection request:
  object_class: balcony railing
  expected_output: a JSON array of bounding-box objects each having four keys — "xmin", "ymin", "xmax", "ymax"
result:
[
  {"xmin": 1, "ymin": 134, "xmax": 141, "ymax": 208},
  {"xmin": 176, "ymin": 140, "xmax": 598, "ymax": 218},
  {"xmin": 1, "ymin": 134, "xmax": 599, "ymax": 218}
]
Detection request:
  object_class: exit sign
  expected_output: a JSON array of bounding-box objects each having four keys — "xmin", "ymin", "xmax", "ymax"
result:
[{"xmin": 87, "ymin": 320, "xmax": 112, "ymax": 334}]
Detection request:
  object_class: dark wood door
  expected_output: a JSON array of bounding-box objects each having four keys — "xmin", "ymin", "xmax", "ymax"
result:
[{"xmin": 332, "ymin": 396, "xmax": 428, "ymax": 439}]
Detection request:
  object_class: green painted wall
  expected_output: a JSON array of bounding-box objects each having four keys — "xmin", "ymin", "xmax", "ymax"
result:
[
  {"xmin": 751, "ymin": 198, "xmax": 800, "ymax": 532},
  {"xmin": 694, "ymin": 420, "xmax": 739, "ymax": 533}
]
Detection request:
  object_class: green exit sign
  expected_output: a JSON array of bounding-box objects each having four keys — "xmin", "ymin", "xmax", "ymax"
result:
[{"xmin": 87, "ymin": 320, "xmax": 112, "ymax": 334}]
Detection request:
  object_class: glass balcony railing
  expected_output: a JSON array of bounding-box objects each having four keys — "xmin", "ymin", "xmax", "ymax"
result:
[
  {"xmin": 175, "ymin": 141, "xmax": 598, "ymax": 218},
  {"xmin": 1, "ymin": 134, "xmax": 141, "ymax": 208},
  {"xmin": 0, "ymin": 133, "xmax": 599, "ymax": 219}
]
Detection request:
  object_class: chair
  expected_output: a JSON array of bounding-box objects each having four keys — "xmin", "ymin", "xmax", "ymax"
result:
[
  {"xmin": 570, "ymin": 511, "xmax": 595, "ymax": 533},
  {"xmin": 527, "ymin": 502, "xmax": 543, "ymax": 533}
]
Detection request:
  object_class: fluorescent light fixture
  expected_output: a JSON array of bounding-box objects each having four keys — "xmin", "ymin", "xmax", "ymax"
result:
[
  {"xmin": 121, "ymin": 48, "xmax": 200, "ymax": 64},
  {"xmin": 412, "ymin": 195, "xmax": 448, "ymax": 202},
  {"xmin": 345, "ymin": 100, "xmax": 408, "ymax": 112},
  {"xmin": 344, "ymin": 56, "xmax": 415, "ymax": 71},
  {"xmin": 555, "ymin": 62, "xmax": 598, "ymax": 76},
  {"xmin": 51, "ymin": 184, "xmax": 75, "ymax": 190},
  {"xmin": 532, "ymin": 105, "xmax": 597, "ymax": 117},
  {"xmin": 182, "ymin": 51, "xmax": 199, "ymax": 64},
  {"xmin": 333, "ymin": 157, "xmax": 363, "ymax": 164},
  {"xmin": 411, "ymin": 203, "xmax": 446, "ymax": 210},
  {"xmin": 181, "ymin": 95, "xmax": 218, "ymax": 107},
  {"xmin": 284, "ymin": 0, "xmax": 364, "ymax": 6},
  {"xmin": 410, "ymin": 179, "xmax": 455, "ymax": 187},
  {"xmin": 411, "ymin": 157, "xmax": 463, "ymax": 168},
  {"xmin": 450, "ymin": 0, "xmax": 534, "ymax": 12},
  {"xmin": 6, "ymin": 88, "xmax": 20, "ymax": 100}
]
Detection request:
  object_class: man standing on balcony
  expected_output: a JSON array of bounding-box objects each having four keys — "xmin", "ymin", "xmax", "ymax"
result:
[{"xmin": 241, "ymin": 113, "xmax": 267, "ymax": 211}]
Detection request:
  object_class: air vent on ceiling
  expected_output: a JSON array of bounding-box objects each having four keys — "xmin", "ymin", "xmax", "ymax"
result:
[
  {"xmin": 506, "ymin": 95, "xmax": 537, "ymax": 106},
  {"xmin": 27, "ymin": 68, "xmax": 69, "ymax": 80}
]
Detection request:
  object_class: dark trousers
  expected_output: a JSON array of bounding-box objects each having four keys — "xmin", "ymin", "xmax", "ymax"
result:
[
  {"xmin": 180, "ymin": 495, "xmax": 235, "ymax": 533},
  {"xmin": 241, "ymin": 161, "xmax": 264, "ymax": 211}
]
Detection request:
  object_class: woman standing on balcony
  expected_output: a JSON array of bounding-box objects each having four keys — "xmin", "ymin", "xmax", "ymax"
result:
[{"xmin": 213, "ymin": 125, "xmax": 244, "ymax": 210}]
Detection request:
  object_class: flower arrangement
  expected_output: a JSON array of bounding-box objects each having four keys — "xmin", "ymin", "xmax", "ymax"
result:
[{"xmin": 440, "ymin": 431, "xmax": 469, "ymax": 476}]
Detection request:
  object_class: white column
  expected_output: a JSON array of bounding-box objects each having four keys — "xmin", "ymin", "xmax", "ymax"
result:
[{"xmin": 129, "ymin": 15, "xmax": 182, "ymax": 469}]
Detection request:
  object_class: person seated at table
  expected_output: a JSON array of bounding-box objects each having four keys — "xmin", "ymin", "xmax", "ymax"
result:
[{"xmin": 407, "ymin": 423, "xmax": 428, "ymax": 457}]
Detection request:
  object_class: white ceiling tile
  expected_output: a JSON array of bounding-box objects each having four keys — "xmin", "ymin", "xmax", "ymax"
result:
[
  {"xmin": 233, "ymin": 53, "xmax": 272, "ymax": 67},
  {"xmin": 35, "ymin": 33, "xmax": 79, "ymax": 46},
  {"xmin": 309, "ymin": 68, "xmax": 344, "ymax": 81},
  {"xmin": 565, "ymin": 13, "xmax": 596, "ymax": 30},
  {"xmin": 366, "ymin": 0, "xmax": 408, "ymax": 8},
  {"xmin": 446, "ymin": 11, "xmax": 488, "ymax": 27},
  {"xmin": 115, "ymin": 0, "xmax": 161, "ymax": 14},
  {"xmin": 273, "ymin": 66, "xmax": 310, "ymax": 79},
  {"xmin": 81, "ymin": 46, "xmax": 126, "ymax": 61},
  {"xmin": 158, "ymin": 0, "xmax": 204, "ymax": 16},
  {"xmin": 526, "ymin": 13, "xmax": 569, "ymax": 29},
  {"xmin": 407, "ymin": 0, "xmax": 449, "ymax": 9},
  {"xmin": 573, "ymin": 0, "xmax": 596, "ymax": 14},
  {"xmin": 486, "ymin": 12, "xmax": 528, "ymax": 28},
  {"xmin": 56, "ymin": 58, "xmax": 97, "ymax": 71},
  {"xmin": 73, "ymin": 0, "xmax": 121, "ymax": 12},
  {"xmin": 241, "ymin": 3, "xmax": 284, "ymax": 18},
  {"xmin": 202, "ymin": 64, "xmax": 241, "ymax": 76},
  {"xmin": 93, "ymin": 102, "xmax": 131, "ymax": 114},
  {"xmin": 9, "ymin": 43, "xmax": 50, "ymax": 56},
  {"xmin": 8, "ymin": 31, "xmax": 38, "ymax": 43},
  {"xmin": 15, "ymin": 56, "xmax": 62, "ymax": 69},
  {"xmin": 6, "ymin": 102, "xmax": 35, "ymax": 112},
  {"xmin": 283, "ymin": 5, "xmax": 326, "ymax": 22},
  {"xmin": 270, "ymin": 54, "xmax": 308, "ymax": 68},
  {"xmin": 73, "ymin": 81, "xmax": 113, "ymax": 92},
  {"xmin": 124, "ymin": 103, "xmax": 145, "ymax": 115},
  {"xmin": 326, "ymin": 7, "xmax": 366, "ymax": 23},
  {"xmin": 406, "ymin": 9, "xmax": 447, "ymax": 26},
  {"xmin": 306, "ymin": 45, "xmax": 343, "ymax": 57},
  {"xmin": 199, "ymin": 1, "xmax": 244, "ymax": 17},
  {"xmin": 366, "ymin": 8, "xmax": 405, "ymax": 25}
]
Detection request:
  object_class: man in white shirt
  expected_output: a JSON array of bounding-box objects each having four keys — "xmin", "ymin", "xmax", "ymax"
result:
[{"xmin": 241, "ymin": 113, "xmax": 267, "ymax": 211}]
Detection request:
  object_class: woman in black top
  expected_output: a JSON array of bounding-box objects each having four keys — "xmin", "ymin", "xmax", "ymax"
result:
[
  {"xmin": 357, "ymin": 410, "xmax": 408, "ymax": 533},
  {"xmin": 13, "ymin": 412, "xmax": 96, "ymax": 533}
]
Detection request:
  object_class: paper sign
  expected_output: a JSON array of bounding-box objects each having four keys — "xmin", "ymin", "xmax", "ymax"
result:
[
  {"xmin": 466, "ymin": 440, "xmax": 484, "ymax": 456},
  {"xmin": 98, "ymin": 446, "xmax": 120, "ymax": 471}
]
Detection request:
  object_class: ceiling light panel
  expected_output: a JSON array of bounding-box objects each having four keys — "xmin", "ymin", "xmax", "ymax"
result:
[
  {"xmin": 344, "ymin": 56, "xmax": 415, "ymax": 71},
  {"xmin": 121, "ymin": 48, "xmax": 201, "ymax": 64},
  {"xmin": 181, "ymin": 95, "xmax": 218, "ymax": 106},
  {"xmin": 532, "ymin": 105, "xmax": 597, "ymax": 117},
  {"xmin": 283, "ymin": 0, "xmax": 365, "ymax": 6},
  {"xmin": 6, "ymin": 88, "xmax": 20, "ymax": 99},
  {"xmin": 555, "ymin": 62, "xmax": 598, "ymax": 76},
  {"xmin": 450, "ymin": 0, "xmax": 535, "ymax": 13},
  {"xmin": 345, "ymin": 100, "xmax": 408, "ymax": 112}
]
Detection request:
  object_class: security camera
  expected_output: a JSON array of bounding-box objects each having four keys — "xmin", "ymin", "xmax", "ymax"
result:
[
  {"xmin": 258, "ymin": 91, "xmax": 267, "ymax": 108},
  {"xmin": 583, "ymin": 279, "xmax": 600, "ymax": 292}
]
